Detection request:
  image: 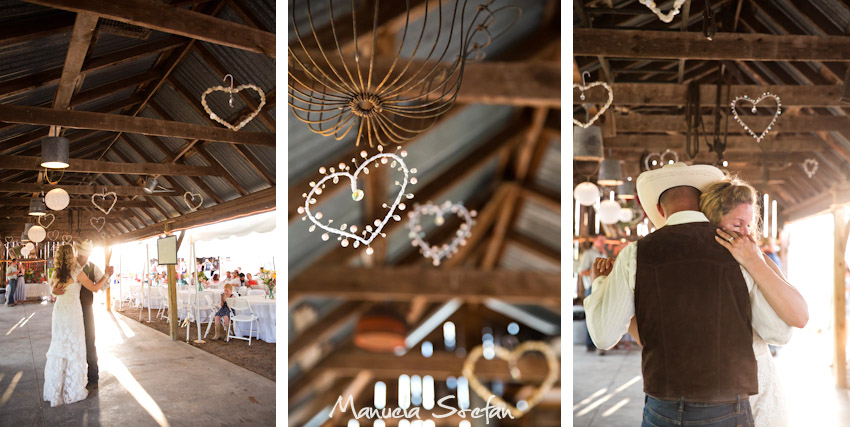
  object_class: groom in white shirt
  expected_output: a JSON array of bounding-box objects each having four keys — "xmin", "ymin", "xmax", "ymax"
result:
[{"xmin": 584, "ymin": 163, "xmax": 792, "ymax": 427}]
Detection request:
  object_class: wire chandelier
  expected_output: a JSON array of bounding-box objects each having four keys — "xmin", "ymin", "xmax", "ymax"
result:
[{"xmin": 288, "ymin": 0, "xmax": 520, "ymax": 147}]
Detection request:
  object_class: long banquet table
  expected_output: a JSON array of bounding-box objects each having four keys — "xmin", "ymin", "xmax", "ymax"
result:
[{"xmin": 226, "ymin": 295, "xmax": 276, "ymax": 343}]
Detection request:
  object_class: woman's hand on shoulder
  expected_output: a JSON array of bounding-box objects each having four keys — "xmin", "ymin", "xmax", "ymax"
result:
[{"xmin": 715, "ymin": 228, "xmax": 763, "ymax": 266}]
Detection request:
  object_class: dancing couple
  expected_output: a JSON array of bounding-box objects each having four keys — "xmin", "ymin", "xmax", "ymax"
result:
[
  {"xmin": 585, "ymin": 162, "xmax": 808, "ymax": 427},
  {"xmin": 43, "ymin": 241, "xmax": 113, "ymax": 407}
]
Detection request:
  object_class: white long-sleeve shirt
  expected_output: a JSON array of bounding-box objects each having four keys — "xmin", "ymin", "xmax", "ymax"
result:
[{"xmin": 584, "ymin": 211, "xmax": 793, "ymax": 350}]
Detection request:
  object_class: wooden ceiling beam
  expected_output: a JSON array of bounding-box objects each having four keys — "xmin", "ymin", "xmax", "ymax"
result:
[
  {"xmin": 0, "ymin": 103, "xmax": 273, "ymax": 146},
  {"xmin": 604, "ymin": 134, "xmax": 826, "ymax": 153},
  {"xmin": 575, "ymin": 83, "xmax": 846, "ymax": 107},
  {"xmin": 575, "ymin": 28, "xmax": 850, "ymax": 61},
  {"xmin": 289, "ymin": 266, "xmax": 559, "ymax": 303},
  {"xmin": 53, "ymin": 13, "xmax": 99, "ymax": 114},
  {"xmin": 0, "ymin": 183, "xmax": 179, "ymax": 197},
  {"xmin": 24, "ymin": 0, "xmax": 275, "ymax": 57},
  {"xmin": 0, "ymin": 197, "xmax": 147, "ymax": 208},
  {"xmin": 289, "ymin": 301, "xmax": 374, "ymax": 364},
  {"xmin": 614, "ymin": 114, "xmax": 850, "ymax": 134},
  {"xmin": 0, "ymin": 154, "xmax": 218, "ymax": 176}
]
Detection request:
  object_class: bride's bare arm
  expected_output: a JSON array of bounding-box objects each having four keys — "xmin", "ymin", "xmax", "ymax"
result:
[{"xmin": 716, "ymin": 229, "xmax": 809, "ymax": 328}]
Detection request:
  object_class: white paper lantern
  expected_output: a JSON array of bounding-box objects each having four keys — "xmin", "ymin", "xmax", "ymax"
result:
[
  {"xmin": 45, "ymin": 188, "xmax": 70, "ymax": 211},
  {"xmin": 24, "ymin": 242, "xmax": 35, "ymax": 251},
  {"xmin": 574, "ymin": 182, "xmax": 601, "ymax": 206},
  {"xmin": 598, "ymin": 200, "xmax": 622, "ymax": 224},
  {"xmin": 28, "ymin": 225, "xmax": 46, "ymax": 243},
  {"xmin": 618, "ymin": 208, "xmax": 634, "ymax": 223},
  {"xmin": 21, "ymin": 247, "xmax": 30, "ymax": 257}
]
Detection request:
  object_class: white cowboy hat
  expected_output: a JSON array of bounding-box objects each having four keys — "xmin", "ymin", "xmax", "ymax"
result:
[
  {"xmin": 636, "ymin": 162, "xmax": 725, "ymax": 228},
  {"xmin": 74, "ymin": 240, "xmax": 94, "ymax": 257}
]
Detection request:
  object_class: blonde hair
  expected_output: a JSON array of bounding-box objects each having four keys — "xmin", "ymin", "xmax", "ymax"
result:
[
  {"xmin": 52, "ymin": 244, "xmax": 77, "ymax": 286},
  {"xmin": 699, "ymin": 178, "xmax": 761, "ymax": 238},
  {"xmin": 224, "ymin": 283, "xmax": 233, "ymax": 292}
]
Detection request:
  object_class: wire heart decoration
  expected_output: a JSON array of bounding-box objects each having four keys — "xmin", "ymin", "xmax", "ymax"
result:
[
  {"xmin": 184, "ymin": 192, "xmax": 204, "ymax": 212},
  {"xmin": 91, "ymin": 189, "xmax": 117, "ymax": 215},
  {"xmin": 297, "ymin": 147, "xmax": 416, "ymax": 253},
  {"xmin": 462, "ymin": 341, "xmax": 560, "ymax": 419},
  {"xmin": 37, "ymin": 213, "xmax": 55, "ymax": 229},
  {"xmin": 573, "ymin": 81, "xmax": 613, "ymax": 129},
  {"xmin": 407, "ymin": 201, "xmax": 477, "ymax": 267},
  {"xmin": 644, "ymin": 149, "xmax": 679, "ymax": 171},
  {"xmin": 47, "ymin": 230, "xmax": 60, "ymax": 241},
  {"xmin": 802, "ymin": 158, "xmax": 819, "ymax": 178},
  {"xmin": 639, "ymin": 0, "xmax": 688, "ymax": 23},
  {"xmin": 61, "ymin": 234, "xmax": 72, "ymax": 244},
  {"xmin": 731, "ymin": 92, "xmax": 782, "ymax": 144},
  {"xmin": 201, "ymin": 77, "xmax": 266, "ymax": 131},
  {"xmin": 90, "ymin": 217, "xmax": 106, "ymax": 232},
  {"xmin": 4, "ymin": 236, "xmax": 13, "ymax": 243}
]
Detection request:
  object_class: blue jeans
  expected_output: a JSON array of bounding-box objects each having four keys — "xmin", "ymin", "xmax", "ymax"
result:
[
  {"xmin": 642, "ymin": 395, "xmax": 753, "ymax": 427},
  {"xmin": 6, "ymin": 278, "xmax": 16, "ymax": 304}
]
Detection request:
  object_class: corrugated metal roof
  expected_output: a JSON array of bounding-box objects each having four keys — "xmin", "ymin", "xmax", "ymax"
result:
[
  {"xmin": 534, "ymin": 137, "xmax": 560, "ymax": 193},
  {"xmin": 238, "ymin": 0, "xmax": 277, "ymax": 32},
  {"xmin": 0, "ymin": 30, "xmax": 68, "ymax": 83},
  {"xmin": 288, "ymin": 0, "xmax": 356, "ymax": 42},
  {"xmin": 200, "ymin": 41, "xmax": 275, "ymax": 92},
  {"xmin": 513, "ymin": 198, "xmax": 560, "ymax": 251},
  {"xmin": 0, "ymin": 0, "xmax": 54, "ymax": 22},
  {"xmin": 498, "ymin": 242, "xmax": 558, "ymax": 273},
  {"xmin": 88, "ymin": 29, "xmax": 171, "ymax": 58},
  {"xmin": 74, "ymin": 86, "xmax": 137, "ymax": 112},
  {"xmin": 79, "ymin": 56, "xmax": 159, "ymax": 92},
  {"xmin": 3, "ymin": 82, "xmax": 57, "ymax": 106},
  {"xmin": 203, "ymin": 142, "xmax": 271, "ymax": 193},
  {"xmin": 288, "ymin": 107, "xmax": 357, "ymax": 182}
]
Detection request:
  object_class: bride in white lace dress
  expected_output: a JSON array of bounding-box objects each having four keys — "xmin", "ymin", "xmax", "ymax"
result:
[{"xmin": 43, "ymin": 244, "xmax": 111, "ymax": 407}]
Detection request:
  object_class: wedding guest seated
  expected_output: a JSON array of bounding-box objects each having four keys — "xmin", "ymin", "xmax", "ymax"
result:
[
  {"xmin": 211, "ymin": 283, "xmax": 234, "ymax": 341},
  {"xmin": 246, "ymin": 273, "xmax": 259, "ymax": 287},
  {"xmin": 210, "ymin": 273, "xmax": 220, "ymax": 288}
]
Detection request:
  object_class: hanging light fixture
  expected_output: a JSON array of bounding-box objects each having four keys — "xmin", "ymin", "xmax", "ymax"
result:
[
  {"xmin": 45, "ymin": 188, "xmax": 70, "ymax": 211},
  {"xmin": 597, "ymin": 158, "xmax": 624, "ymax": 187},
  {"xmin": 143, "ymin": 177, "xmax": 158, "ymax": 194},
  {"xmin": 573, "ymin": 126, "xmax": 604, "ymax": 162},
  {"xmin": 574, "ymin": 182, "xmax": 601, "ymax": 206},
  {"xmin": 288, "ymin": 0, "xmax": 520, "ymax": 147},
  {"xmin": 617, "ymin": 179, "xmax": 636, "ymax": 200},
  {"xmin": 40, "ymin": 136, "xmax": 70, "ymax": 169},
  {"xmin": 28, "ymin": 196, "xmax": 46, "ymax": 216}
]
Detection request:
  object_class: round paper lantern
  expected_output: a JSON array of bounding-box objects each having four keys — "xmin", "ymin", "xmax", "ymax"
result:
[
  {"xmin": 598, "ymin": 200, "xmax": 622, "ymax": 224},
  {"xmin": 24, "ymin": 242, "xmax": 34, "ymax": 251},
  {"xmin": 21, "ymin": 247, "xmax": 30, "ymax": 257},
  {"xmin": 45, "ymin": 188, "xmax": 70, "ymax": 211},
  {"xmin": 619, "ymin": 208, "xmax": 634, "ymax": 223},
  {"xmin": 28, "ymin": 225, "xmax": 46, "ymax": 243},
  {"xmin": 574, "ymin": 182, "xmax": 601, "ymax": 206}
]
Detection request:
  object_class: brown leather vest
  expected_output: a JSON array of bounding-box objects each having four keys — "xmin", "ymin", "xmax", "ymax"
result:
[{"xmin": 635, "ymin": 221, "xmax": 757, "ymax": 401}]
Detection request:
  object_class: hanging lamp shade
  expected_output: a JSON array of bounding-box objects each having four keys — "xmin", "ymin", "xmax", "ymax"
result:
[
  {"xmin": 28, "ymin": 197, "xmax": 46, "ymax": 216},
  {"xmin": 22, "ymin": 223, "xmax": 34, "ymax": 241},
  {"xmin": 573, "ymin": 126, "xmax": 604, "ymax": 162},
  {"xmin": 354, "ymin": 305, "xmax": 408, "ymax": 353},
  {"xmin": 574, "ymin": 182, "xmax": 601, "ymax": 206},
  {"xmin": 597, "ymin": 158, "xmax": 624, "ymax": 186},
  {"xmin": 143, "ymin": 177, "xmax": 158, "ymax": 194},
  {"xmin": 41, "ymin": 136, "xmax": 70, "ymax": 169},
  {"xmin": 45, "ymin": 188, "xmax": 70, "ymax": 210},
  {"xmin": 617, "ymin": 180, "xmax": 636, "ymax": 200}
]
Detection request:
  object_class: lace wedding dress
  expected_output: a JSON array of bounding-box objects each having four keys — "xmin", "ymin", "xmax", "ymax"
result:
[
  {"xmin": 43, "ymin": 267, "xmax": 88, "ymax": 407},
  {"xmin": 749, "ymin": 333, "xmax": 787, "ymax": 427}
]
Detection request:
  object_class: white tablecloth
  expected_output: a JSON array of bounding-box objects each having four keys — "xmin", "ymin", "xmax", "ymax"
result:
[
  {"xmin": 227, "ymin": 295, "xmax": 276, "ymax": 343},
  {"xmin": 25, "ymin": 282, "xmax": 50, "ymax": 299},
  {"xmin": 176, "ymin": 289, "xmax": 223, "ymax": 320}
]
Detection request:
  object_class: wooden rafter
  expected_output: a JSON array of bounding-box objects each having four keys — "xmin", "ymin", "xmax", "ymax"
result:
[
  {"xmin": 24, "ymin": 0, "xmax": 275, "ymax": 57},
  {"xmin": 0, "ymin": 155, "xmax": 219, "ymax": 176}
]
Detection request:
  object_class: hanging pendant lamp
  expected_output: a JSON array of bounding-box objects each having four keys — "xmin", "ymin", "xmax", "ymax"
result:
[
  {"xmin": 617, "ymin": 179, "xmax": 636, "ymax": 200},
  {"xmin": 41, "ymin": 136, "xmax": 70, "ymax": 169},
  {"xmin": 28, "ymin": 197, "xmax": 46, "ymax": 216},
  {"xmin": 597, "ymin": 158, "xmax": 624, "ymax": 187},
  {"xmin": 573, "ymin": 126, "xmax": 604, "ymax": 162}
]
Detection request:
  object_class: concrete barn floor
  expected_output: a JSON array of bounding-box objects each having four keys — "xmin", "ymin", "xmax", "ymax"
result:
[
  {"xmin": 573, "ymin": 321, "xmax": 850, "ymax": 427},
  {"xmin": 0, "ymin": 299, "xmax": 275, "ymax": 427}
]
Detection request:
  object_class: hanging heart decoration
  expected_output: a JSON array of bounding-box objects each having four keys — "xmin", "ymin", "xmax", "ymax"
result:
[
  {"xmin": 573, "ymin": 81, "xmax": 613, "ymax": 129},
  {"xmin": 643, "ymin": 149, "xmax": 679, "ymax": 171},
  {"xmin": 4, "ymin": 236, "xmax": 13, "ymax": 243},
  {"xmin": 61, "ymin": 234, "xmax": 72, "ymax": 244},
  {"xmin": 91, "ymin": 189, "xmax": 117, "ymax": 215},
  {"xmin": 297, "ymin": 146, "xmax": 416, "ymax": 253},
  {"xmin": 638, "ymin": 0, "xmax": 688, "ymax": 23},
  {"xmin": 184, "ymin": 192, "xmax": 204, "ymax": 212},
  {"xmin": 407, "ymin": 201, "xmax": 477, "ymax": 266},
  {"xmin": 37, "ymin": 213, "xmax": 55, "ymax": 229},
  {"xmin": 802, "ymin": 158, "xmax": 819, "ymax": 178},
  {"xmin": 90, "ymin": 217, "xmax": 106, "ymax": 232},
  {"xmin": 462, "ymin": 341, "xmax": 560, "ymax": 419},
  {"xmin": 47, "ymin": 230, "xmax": 60, "ymax": 241},
  {"xmin": 730, "ymin": 92, "xmax": 782, "ymax": 143},
  {"xmin": 201, "ymin": 83, "xmax": 266, "ymax": 131}
]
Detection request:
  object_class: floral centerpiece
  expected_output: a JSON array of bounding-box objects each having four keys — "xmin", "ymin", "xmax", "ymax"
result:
[
  {"xmin": 258, "ymin": 268, "xmax": 276, "ymax": 299},
  {"xmin": 196, "ymin": 270, "xmax": 208, "ymax": 291}
]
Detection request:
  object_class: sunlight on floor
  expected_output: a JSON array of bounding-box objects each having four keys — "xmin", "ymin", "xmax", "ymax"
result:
[
  {"xmin": 5, "ymin": 313, "xmax": 33, "ymax": 336},
  {"xmin": 575, "ymin": 376, "xmax": 641, "ymax": 417},
  {"xmin": 0, "ymin": 371, "xmax": 23, "ymax": 407},
  {"xmin": 101, "ymin": 345, "xmax": 169, "ymax": 426}
]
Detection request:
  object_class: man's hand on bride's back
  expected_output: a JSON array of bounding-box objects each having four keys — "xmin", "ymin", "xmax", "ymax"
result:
[{"xmin": 52, "ymin": 284, "xmax": 67, "ymax": 296}]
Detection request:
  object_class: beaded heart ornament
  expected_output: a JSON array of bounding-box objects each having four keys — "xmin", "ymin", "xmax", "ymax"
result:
[
  {"xmin": 638, "ymin": 0, "xmax": 688, "ymax": 23},
  {"xmin": 297, "ymin": 146, "xmax": 418, "ymax": 254},
  {"xmin": 730, "ymin": 92, "xmax": 782, "ymax": 143},
  {"xmin": 407, "ymin": 201, "xmax": 477, "ymax": 266}
]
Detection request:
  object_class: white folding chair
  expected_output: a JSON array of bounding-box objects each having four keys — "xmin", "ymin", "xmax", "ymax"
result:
[
  {"xmin": 154, "ymin": 287, "xmax": 169, "ymax": 319},
  {"xmin": 237, "ymin": 286, "xmax": 248, "ymax": 296},
  {"xmin": 198, "ymin": 293, "xmax": 218, "ymax": 339},
  {"xmin": 247, "ymin": 289, "xmax": 265, "ymax": 296},
  {"xmin": 225, "ymin": 297, "xmax": 260, "ymax": 345}
]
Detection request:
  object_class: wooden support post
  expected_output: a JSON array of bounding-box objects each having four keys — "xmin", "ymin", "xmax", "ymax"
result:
[
  {"xmin": 833, "ymin": 205, "xmax": 849, "ymax": 388},
  {"xmin": 105, "ymin": 246, "xmax": 112, "ymax": 311}
]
